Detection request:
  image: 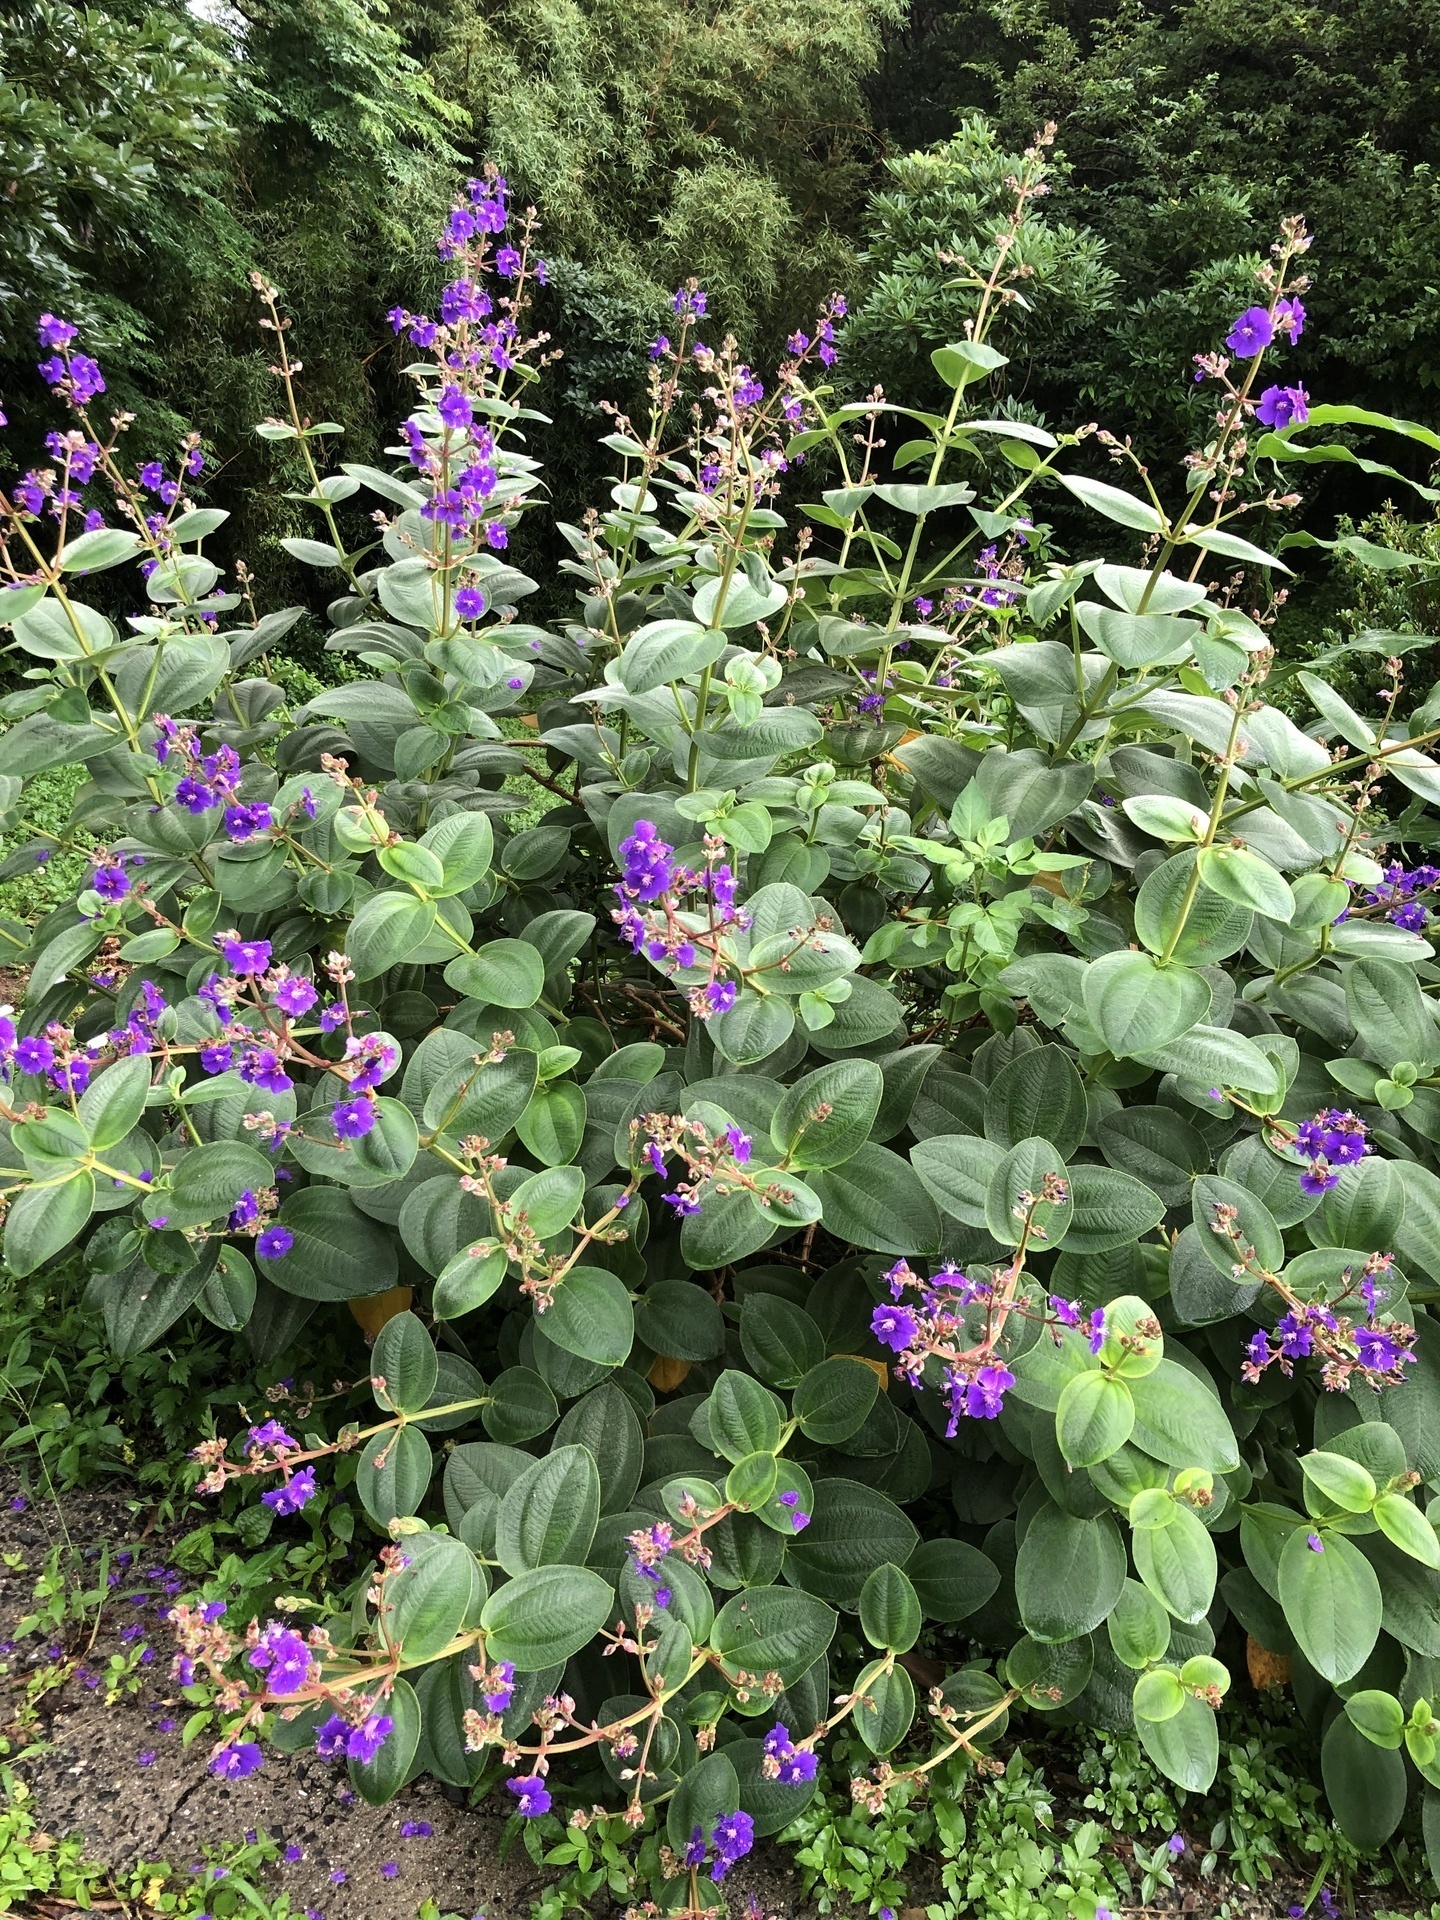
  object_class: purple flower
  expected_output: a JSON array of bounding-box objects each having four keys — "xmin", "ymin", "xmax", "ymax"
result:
[
  {"xmin": 9, "ymin": 1496, "xmax": 26, "ymax": 1513},
  {"xmin": 962, "ymin": 1363, "xmax": 1013, "ymax": 1421},
  {"xmin": 436, "ymin": 386, "xmax": 473, "ymax": 431},
  {"xmin": 725, "ymin": 1126, "xmax": 751, "ymax": 1165},
  {"xmin": 38, "ymin": 313, "xmax": 78, "ymax": 350},
  {"xmin": 1087, "ymin": 1309, "xmax": 1106, "ymax": 1355},
  {"xmin": 210, "ymin": 1741, "xmax": 263, "ymax": 1779},
  {"xmin": 701, "ymin": 979, "xmax": 738, "ymax": 1018},
  {"xmin": 507, "ymin": 1774, "xmax": 552, "ymax": 1818},
  {"xmin": 1391, "ymin": 899, "xmax": 1428, "ymax": 932},
  {"xmin": 617, "ymin": 819, "xmax": 674, "ymax": 903},
  {"xmin": 401, "ymin": 1821, "xmax": 433, "ymax": 1839},
  {"xmin": 872, "ymin": 1304, "xmax": 918, "ymax": 1352},
  {"xmin": 1274, "ymin": 296, "xmax": 1305, "ymax": 343},
  {"xmin": 1256, "ymin": 384, "xmax": 1309, "ymax": 429},
  {"xmin": 220, "ymin": 937, "xmax": 272, "ymax": 975},
  {"xmin": 1307, "ymin": 1532, "xmax": 1325, "ymax": 1553},
  {"xmin": 710, "ymin": 1810, "xmax": 754, "ymax": 1881},
  {"xmin": 346, "ymin": 1714, "xmax": 393, "ymax": 1764},
  {"xmin": 454, "ymin": 585, "xmax": 486, "ymax": 620},
  {"xmin": 648, "ymin": 334, "xmax": 670, "ymax": 360},
  {"xmin": 484, "ymin": 1660, "xmax": 516, "ymax": 1713},
  {"xmin": 1356, "ymin": 1325, "xmax": 1412, "ymax": 1374},
  {"xmin": 224, "ymin": 803, "xmax": 273, "ymax": 842},
  {"xmin": 1167, "ymin": 1834, "xmax": 1185, "ymax": 1855},
  {"xmin": 247, "ymin": 1420, "xmax": 296, "ymax": 1451},
  {"xmin": 262, "ymin": 1467, "xmax": 317, "ymax": 1516},
  {"xmin": 285, "ymin": 1845, "xmax": 304, "ymax": 1863},
  {"xmin": 272, "ymin": 976, "xmax": 318, "ymax": 1018},
  {"xmin": 257, "ymin": 1226, "xmax": 294, "ymax": 1260},
  {"xmin": 14, "ymin": 1035, "xmax": 55, "ymax": 1074},
  {"xmin": 1225, "ymin": 306, "xmax": 1275, "ymax": 356},
  {"xmin": 137, "ymin": 1751, "xmax": 156, "ymax": 1768},
  {"xmin": 93, "ymin": 864, "xmax": 131, "ymax": 901},
  {"xmin": 200, "ymin": 1042, "xmax": 234, "ymax": 1075},
  {"xmin": 315, "ymin": 1716, "xmax": 349, "ymax": 1760},
  {"xmin": 381, "ymin": 1863, "xmax": 399, "ymax": 1879},
  {"xmin": 332, "ymin": 1097, "xmax": 378, "ymax": 1140},
  {"xmin": 248, "ymin": 1624, "xmax": 311, "ymax": 1696}
]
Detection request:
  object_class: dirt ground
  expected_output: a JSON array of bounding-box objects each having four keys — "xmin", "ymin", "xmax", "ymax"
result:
[{"xmin": 0, "ymin": 1475, "xmax": 1420, "ymax": 1920}]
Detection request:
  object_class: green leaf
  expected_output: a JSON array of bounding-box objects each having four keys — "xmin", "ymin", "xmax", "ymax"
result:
[
  {"xmin": 509, "ymin": 1164, "xmax": 586, "ymax": 1237},
  {"xmin": 1062, "ymin": 1166, "xmax": 1166, "ymax": 1255},
  {"xmin": 542, "ymin": 1267, "xmax": 634, "ymax": 1368},
  {"xmin": 788, "ymin": 1480, "xmax": 919, "ymax": 1608},
  {"xmin": 371, "ymin": 1311, "xmax": 438, "ymax": 1414},
  {"xmin": 792, "ymin": 1358, "xmax": 880, "ymax": 1445},
  {"xmin": 1133, "ymin": 1503, "xmax": 1217, "ymax": 1624},
  {"xmin": 432, "ymin": 1243, "xmax": 508, "ymax": 1320},
  {"xmin": 422, "ymin": 1047, "xmax": 538, "ymax": 1145},
  {"xmin": 771, "ymin": 1059, "xmax": 883, "ymax": 1169},
  {"xmin": 444, "ymin": 938, "xmax": 546, "ymax": 1008},
  {"xmin": 166, "ymin": 1140, "xmax": 275, "ymax": 1230},
  {"xmin": 346, "ymin": 890, "xmax": 438, "ymax": 980},
  {"xmin": 1108, "ymin": 1580, "xmax": 1172, "ymax": 1669},
  {"xmin": 911, "ymin": 1134, "xmax": 1005, "ymax": 1227},
  {"xmin": 618, "ymin": 620, "xmax": 728, "ymax": 693},
  {"xmin": 984, "ymin": 1044, "xmax": 1088, "ymax": 1158},
  {"xmin": 904, "ymin": 1539, "xmax": 1000, "ymax": 1623},
  {"xmin": 1345, "ymin": 1689, "xmax": 1406, "ymax": 1750},
  {"xmin": 4, "ymin": 1173, "xmax": 94, "ymax": 1277},
  {"xmin": 496, "ymin": 1446, "xmax": 601, "ymax": 1575},
  {"xmin": 1015, "ymin": 1501, "xmax": 1126, "ymax": 1642},
  {"xmin": 1196, "ymin": 844, "xmax": 1295, "ymax": 923},
  {"xmin": 1190, "ymin": 1174, "xmax": 1283, "ymax": 1277},
  {"xmin": 634, "ymin": 1280, "xmax": 726, "ymax": 1362},
  {"xmin": 1136, "ymin": 1023, "xmax": 1279, "ymax": 1096},
  {"xmin": 1082, "ymin": 952, "xmax": 1212, "ymax": 1056},
  {"xmin": 859, "ymin": 1563, "xmax": 923, "ymax": 1653},
  {"xmin": 1136, "ymin": 1690, "xmax": 1220, "ymax": 1792},
  {"xmin": 1277, "ymin": 1527, "xmax": 1382, "ymax": 1683},
  {"xmin": 386, "ymin": 1532, "xmax": 484, "ymax": 1662},
  {"xmin": 1127, "ymin": 1361, "xmax": 1240, "ymax": 1473},
  {"xmin": 77, "ymin": 1055, "xmax": 153, "ymax": 1152},
  {"xmin": 355, "ymin": 1423, "xmax": 433, "ymax": 1526},
  {"xmin": 985, "ymin": 1136, "xmax": 1073, "ymax": 1249},
  {"xmin": 1007, "ymin": 1634, "xmax": 1095, "ymax": 1710},
  {"xmin": 706, "ymin": 1370, "xmax": 784, "ymax": 1462},
  {"xmin": 852, "ymin": 1658, "xmax": 917, "ymax": 1753},
  {"xmin": 480, "ymin": 1564, "xmax": 615, "ymax": 1672},
  {"xmin": 555, "ymin": 1384, "xmax": 644, "ymax": 1515},
  {"xmin": 739, "ymin": 1293, "xmax": 824, "ymax": 1389},
  {"xmin": 1300, "ymin": 1450, "xmax": 1377, "ymax": 1515},
  {"xmin": 1057, "ymin": 472, "xmax": 1165, "ymax": 533},
  {"xmin": 807, "ymin": 1144, "xmax": 942, "ymax": 1256},
  {"xmin": 667, "ymin": 1752, "xmax": 741, "ymax": 1854},
  {"xmin": 711, "ymin": 1587, "xmax": 837, "ymax": 1688},
  {"xmin": 260, "ymin": 1188, "xmax": 399, "ymax": 1301},
  {"xmin": 1373, "ymin": 1493, "xmax": 1440, "ymax": 1569},
  {"xmin": 1056, "ymin": 1372, "xmax": 1135, "ymax": 1467},
  {"xmin": 1322, "ymin": 1711, "xmax": 1407, "ymax": 1849}
]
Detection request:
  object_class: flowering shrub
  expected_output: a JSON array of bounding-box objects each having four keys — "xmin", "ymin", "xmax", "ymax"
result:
[{"xmin": 7, "ymin": 144, "xmax": 1440, "ymax": 1891}]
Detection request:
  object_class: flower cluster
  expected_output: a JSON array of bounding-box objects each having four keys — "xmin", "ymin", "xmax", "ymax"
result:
[
  {"xmin": 872, "ymin": 1261, "xmax": 1018, "ymax": 1434},
  {"xmin": 684, "ymin": 1809, "xmax": 754, "ymax": 1882},
  {"xmin": 1294, "ymin": 1107, "xmax": 1368, "ymax": 1197},
  {"xmin": 610, "ymin": 822, "xmax": 748, "ymax": 1018},
  {"xmin": 1208, "ymin": 291, "xmax": 1308, "ymax": 426},
  {"xmin": 1365, "ymin": 860, "xmax": 1439, "ymax": 933},
  {"xmin": 762, "ymin": 1722, "xmax": 818, "ymax": 1785}
]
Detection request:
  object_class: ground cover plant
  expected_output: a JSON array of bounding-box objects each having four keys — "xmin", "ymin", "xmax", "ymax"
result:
[{"xmin": 10, "ymin": 137, "xmax": 1440, "ymax": 1917}]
